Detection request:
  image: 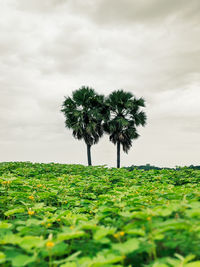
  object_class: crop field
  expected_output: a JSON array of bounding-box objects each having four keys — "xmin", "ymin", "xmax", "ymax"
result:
[{"xmin": 0, "ymin": 162, "xmax": 200, "ymax": 267}]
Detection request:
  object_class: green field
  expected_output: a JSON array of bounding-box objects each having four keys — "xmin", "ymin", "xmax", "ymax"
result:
[{"xmin": 0, "ymin": 162, "xmax": 200, "ymax": 267}]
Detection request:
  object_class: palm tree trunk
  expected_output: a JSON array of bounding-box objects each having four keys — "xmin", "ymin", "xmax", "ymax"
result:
[
  {"xmin": 87, "ymin": 144, "xmax": 92, "ymax": 166},
  {"xmin": 117, "ymin": 141, "xmax": 120, "ymax": 168}
]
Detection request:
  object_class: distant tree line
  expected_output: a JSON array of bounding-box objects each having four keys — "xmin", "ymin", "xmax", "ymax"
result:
[
  {"xmin": 61, "ymin": 86, "xmax": 147, "ymax": 168},
  {"xmin": 124, "ymin": 164, "xmax": 170, "ymax": 171},
  {"xmin": 124, "ymin": 164, "xmax": 200, "ymax": 171}
]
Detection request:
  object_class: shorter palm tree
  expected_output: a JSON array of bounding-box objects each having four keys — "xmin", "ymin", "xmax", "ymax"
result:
[
  {"xmin": 61, "ymin": 86, "xmax": 106, "ymax": 166},
  {"xmin": 104, "ymin": 90, "xmax": 147, "ymax": 168}
]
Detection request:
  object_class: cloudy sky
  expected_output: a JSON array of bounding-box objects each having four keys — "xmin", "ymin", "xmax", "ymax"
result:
[{"xmin": 0, "ymin": 0, "xmax": 200, "ymax": 167}]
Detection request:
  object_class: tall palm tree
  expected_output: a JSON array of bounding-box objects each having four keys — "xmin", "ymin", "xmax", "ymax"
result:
[
  {"xmin": 61, "ymin": 86, "xmax": 106, "ymax": 166},
  {"xmin": 104, "ymin": 90, "xmax": 147, "ymax": 168}
]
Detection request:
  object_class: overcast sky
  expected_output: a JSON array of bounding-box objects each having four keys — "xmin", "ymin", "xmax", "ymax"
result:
[{"xmin": 0, "ymin": 0, "xmax": 200, "ymax": 167}]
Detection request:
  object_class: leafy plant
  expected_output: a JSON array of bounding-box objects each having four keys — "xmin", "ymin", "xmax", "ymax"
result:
[{"xmin": 0, "ymin": 162, "xmax": 200, "ymax": 266}]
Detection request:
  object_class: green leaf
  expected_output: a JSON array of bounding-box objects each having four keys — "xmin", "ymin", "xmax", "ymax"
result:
[
  {"xmin": 26, "ymin": 218, "xmax": 41, "ymax": 226},
  {"xmin": 57, "ymin": 230, "xmax": 85, "ymax": 241},
  {"xmin": 152, "ymin": 263, "xmax": 168, "ymax": 267},
  {"xmin": 97, "ymin": 237, "xmax": 110, "ymax": 244},
  {"xmin": 19, "ymin": 236, "xmax": 44, "ymax": 250},
  {"xmin": 79, "ymin": 222, "xmax": 98, "ymax": 230},
  {"xmin": 4, "ymin": 208, "xmax": 25, "ymax": 216},
  {"xmin": 2, "ymin": 234, "xmax": 22, "ymax": 245},
  {"xmin": 0, "ymin": 252, "xmax": 6, "ymax": 264},
  {"xmin": 60, "ymin": 263, "xmax": 77, "ymax": 267},
  {"xmin": 153, "ymin": 207, "xmax": 173, "ymax": 217},
  {"xmin": 51, "ymin": 242, "xmax": 69, "ymax": 256},
  {"xmin": 125, "ymin": 228, "xmax": 145, "ymax": 236},
  {"xmin": 11, "ymin": 254, "xmax": 36, "ymax": 267},
  {"xmin": 112, "ymin": 238, "xmax": 139, "ymax": 254},
  {"xmin": 92, "ymin": 253, "xmax": 124, "ymax": 266},
  {"xmin": 185, "ymin": 262, "xmax": 200, "ymax": 267},
  {"xmin": 32, "ymin": 202, "xmax": 45, "ymax": 211},
  {"xmin": 0, "ymin": 221, "xmax": 12, "ymax": 229},
  {"xmin": 94, "ymin": 226, "xmax": 116, "ymax": 240},
  {"xmin": 186, "ymin": 209, "xmax": 200, "ymax": 218}
]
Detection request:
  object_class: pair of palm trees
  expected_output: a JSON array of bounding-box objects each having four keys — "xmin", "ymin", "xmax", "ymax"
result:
[{"xmin": 61, "ymin": 86, "xmax": 147, "ymax": 168}]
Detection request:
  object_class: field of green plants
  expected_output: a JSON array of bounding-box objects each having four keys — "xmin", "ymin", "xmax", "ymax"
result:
[{"xmin": 0, "ymin": 162, "xmax": 200, "ymax": 267}]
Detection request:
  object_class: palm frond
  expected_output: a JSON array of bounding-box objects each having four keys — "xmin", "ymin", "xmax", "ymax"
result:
[{"xmin": 105, "ymin": 89, "xmax": 147, "ymax": 153}]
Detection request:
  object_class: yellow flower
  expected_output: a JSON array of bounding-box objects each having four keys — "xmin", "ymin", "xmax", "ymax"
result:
[
  {"xmin": 28, "ymin": 210, "xmax": 35, "ymax": 215},
  {"xmin": 47, "ymin": 223, "xmax": 51, "ymax": 227},
  {"xmin": 113, "ymin": 233, "xmax": 119, "ymax": 238},
  {"xmin": 2, "ymin": 181, "xmax": 11, "ymax": 185},
  {"xmin": 70, "ymin": 225, "xmax": 74, "ymax": 230},
  {"xmin": 28, "ymin": 195, "xmax": 34, "ymax": 200},
  {"xmin": 37, "ymin": 184, "xmax": 42, "ymax": 188},
  {"xmin": 147, "ymin": 217, "xmax": 151, "ymax": 221},
  {"xmin": 119, "ymin": 231, "xmax": 125, "ymax": 236},
  {"xmin": 57, "ymin": 218, "xmax": 61, "ymax": 222},
  {"xmin": 46, "ymin": 241, "xmax": 54, "ymax": 249}
]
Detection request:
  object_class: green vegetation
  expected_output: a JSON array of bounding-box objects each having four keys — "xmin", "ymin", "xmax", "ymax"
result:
[
  {"xmin": 0, "ymin": 162, "xmax": 200, "ymax": 266},
  {"xmin": 61, "ymin": 87, "xmax": 147, "ymax": 168},
  {"xmin": 126, "ymin": 164, "xmax": 200, "ymax": 171}
]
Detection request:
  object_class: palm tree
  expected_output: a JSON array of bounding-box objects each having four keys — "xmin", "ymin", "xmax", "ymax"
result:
[
  {"xmin": 61, "ymin": 86, "xmax": 106, "ymax": 166},
  {"xmin": 104, "ymin": 90, "xmax": 147, "ymax": 168}
]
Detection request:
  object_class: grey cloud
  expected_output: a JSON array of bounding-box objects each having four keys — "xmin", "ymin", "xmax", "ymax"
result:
[
  {"xmin": 1, "ymin": 0, "xmax": 200, "ymax": 166},
  {"xmin": 148, "ymin": 87, "xmax": 200, "ymax": 137},
  {"xmin": 15, "ymin": 0, "xmax": 200, "ymax": 25},
  {"xmin": 40, "ymin": 27, "xmax": 93, "ymax": 74},
  {"xmin": 68, "ymin": 0, "xmax": 200, "ymax": 25}
]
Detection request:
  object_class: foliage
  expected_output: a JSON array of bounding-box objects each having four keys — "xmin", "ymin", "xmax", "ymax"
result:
[
  {"xmin": 61, "ymin": 86, "xmax": 107, "ymax": 165},
  {"xmin": 0, "ymin": 162, "xmax": 200, "ymax": 266},
  {"xmin": 125, "ymin": 164, "xmax": 168, "ymax": 171},
  {"xmin": 104, "ymin": 90, "xmax": 147, "ymax": 152},
  {"xmin": 125, "ymin": 164, "xmax": 200, "ymax": 171},
  {"xmin": 104, "ymin": 90, "xmax": 147, "ymax": 168}
]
